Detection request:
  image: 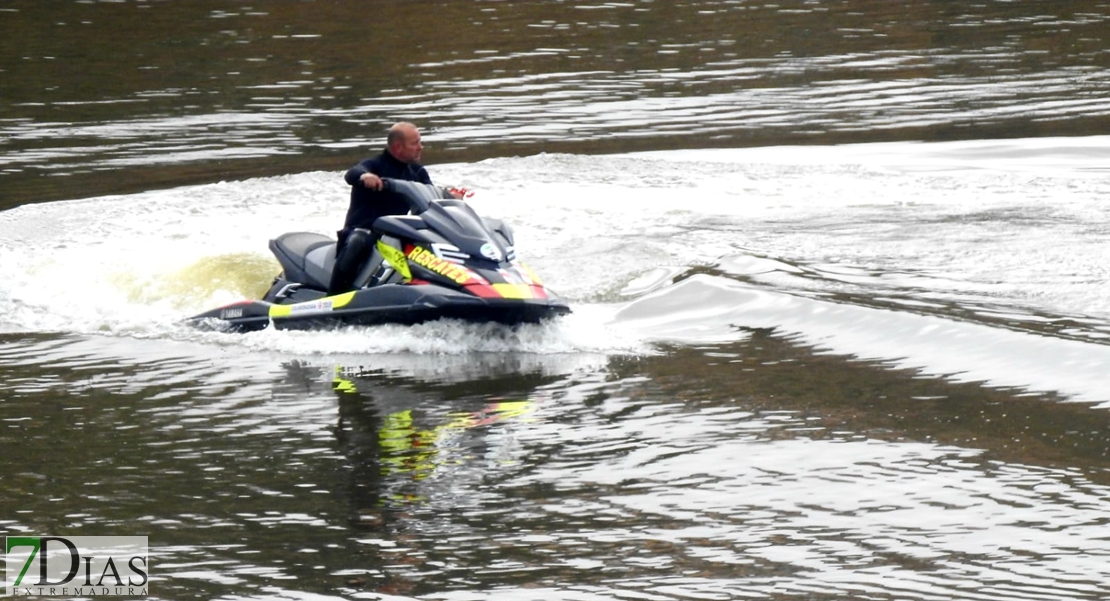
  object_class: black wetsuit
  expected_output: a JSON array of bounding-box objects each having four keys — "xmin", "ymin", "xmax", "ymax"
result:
[
  {"xmin": 340, "ymin": 149, "xmax": 433, "ymax": 244},
  {"xmin": 329, "ymin": 149, "xmax": 433, "ymax": 295}
]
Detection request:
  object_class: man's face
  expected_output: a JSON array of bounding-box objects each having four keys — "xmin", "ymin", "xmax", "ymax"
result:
[{"xmin": 393, "ymin": 128, "xmax": 423, "ymax": 163}]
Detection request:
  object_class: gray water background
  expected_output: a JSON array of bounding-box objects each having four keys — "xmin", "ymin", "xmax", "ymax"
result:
[
  {"xmin": 3, "ymin": 2, "xmax": 1110, "ymax": 600},
  {"xmin": 4, "ymin": 0, "xmax": 1110, "ymax": 208}
]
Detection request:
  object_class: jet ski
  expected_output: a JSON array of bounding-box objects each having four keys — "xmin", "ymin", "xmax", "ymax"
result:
[{"xmin": 186, "ymin": 179, "xmax": 571, "ymax": 332}]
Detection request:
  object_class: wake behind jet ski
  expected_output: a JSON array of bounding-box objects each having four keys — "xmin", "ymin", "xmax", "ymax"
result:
[{"xmin": 187, "ymin": 179, "xmax": 571, "ymax": 332}]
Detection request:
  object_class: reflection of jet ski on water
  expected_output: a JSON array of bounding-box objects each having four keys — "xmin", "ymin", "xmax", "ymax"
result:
[{"xmin": 187, "ymin": 179, "xmax": 571, "ymax": 332}]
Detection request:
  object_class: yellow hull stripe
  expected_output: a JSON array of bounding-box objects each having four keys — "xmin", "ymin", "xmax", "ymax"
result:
[
  {"xmin": 269, "ymin": 291, "xmax": 356, "ymax": 318},
  {"xmin": 491, "ymin": 283, "xmax": 536, "ymax": 299}
]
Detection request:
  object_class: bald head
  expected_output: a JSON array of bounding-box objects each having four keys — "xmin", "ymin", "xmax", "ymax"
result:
[{"xmin": 386, "ymin": 122, "xmax": 423, "ymax": 164}]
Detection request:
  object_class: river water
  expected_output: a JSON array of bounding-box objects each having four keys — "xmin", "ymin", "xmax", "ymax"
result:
[{"xmin": 3, "ymin": 1, "xmax": 1110, "ymax": 600}]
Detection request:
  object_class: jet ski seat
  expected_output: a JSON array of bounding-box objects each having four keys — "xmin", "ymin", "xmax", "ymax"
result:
[{"xmin": 268, "ymin": 232, "xmax": 337, "ymax": 291}]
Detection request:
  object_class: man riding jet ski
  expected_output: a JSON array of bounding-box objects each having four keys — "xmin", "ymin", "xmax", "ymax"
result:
[
  {"xmin": 332, "ymin": 121, "xmax": 441, "ymax": 296},
  {"xmin": 186, "ymin": 178, "xmax": 571, "ymax": 332}
]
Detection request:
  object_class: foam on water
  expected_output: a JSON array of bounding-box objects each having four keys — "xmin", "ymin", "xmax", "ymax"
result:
[{"xmin": 2, "ymin": 138, "xmax": 1109, "ymax": 397}]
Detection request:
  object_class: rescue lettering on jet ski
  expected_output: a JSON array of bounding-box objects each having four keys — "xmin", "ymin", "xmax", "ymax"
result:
[{"xmin": 407, "ymin": 246, "xmax": 472, "ymax": 284}]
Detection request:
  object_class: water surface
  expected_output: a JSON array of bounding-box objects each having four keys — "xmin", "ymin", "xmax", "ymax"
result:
[
  {"xmin": 3, "ymin": 2, "xmax": 1110, "ymax": 600},
  {"xmin": 4, "ymin": 0, "xmax": 1110, "ymax": 206}
]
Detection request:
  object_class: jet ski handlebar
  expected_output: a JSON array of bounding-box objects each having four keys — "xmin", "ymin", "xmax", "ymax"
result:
[{"xmin": 380, "ymin": 178, "xmax": 455, "ymax": 215}]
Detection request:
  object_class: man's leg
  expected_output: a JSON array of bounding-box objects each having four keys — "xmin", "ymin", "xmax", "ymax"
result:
[{"xmin": 328, "ymin": 229, "xmax": 374, "ymax": 295}]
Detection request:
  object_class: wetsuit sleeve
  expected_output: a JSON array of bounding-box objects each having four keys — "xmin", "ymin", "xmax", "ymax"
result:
[
  {"xmin": 345, "ymin": 161, "xmax": 371, "ymax": 186},
  {"xmin": 414, "ymin": 165, "xmax": 433, "ymax": 185}
]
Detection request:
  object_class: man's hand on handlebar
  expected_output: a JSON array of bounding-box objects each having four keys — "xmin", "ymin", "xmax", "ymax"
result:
[{"xmin": 359, "ymin": 172, "xmax": 384, "ymax": 190}]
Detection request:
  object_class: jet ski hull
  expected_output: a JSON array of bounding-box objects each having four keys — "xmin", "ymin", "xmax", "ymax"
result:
[{"xmin": 187, "ymin": 283, "xmax": 571, "ymax": 332}]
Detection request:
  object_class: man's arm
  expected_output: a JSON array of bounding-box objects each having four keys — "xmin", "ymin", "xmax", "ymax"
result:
[
  {"xmin": 346, "ymin": 160, "xmax": 384, "ymax": 191},
  {"xmin": 344, "ymin": 165, "xmax": 366, "ymax": 186}
]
